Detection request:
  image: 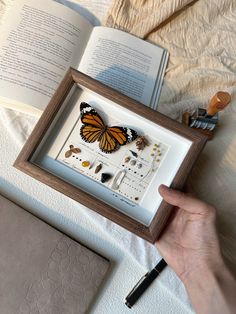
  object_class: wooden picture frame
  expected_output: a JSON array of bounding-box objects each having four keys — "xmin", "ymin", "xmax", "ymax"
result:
[{"xmin": 14, "ymin": 68, "xmax": 207, "ymax": 243}]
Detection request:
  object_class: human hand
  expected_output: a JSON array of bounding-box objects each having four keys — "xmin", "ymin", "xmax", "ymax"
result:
[
  {"xmin": 155, "ymin": 184, "xmax": 223, "ymax": 284},
  {"xmin": 155, "ymin": 185, "xmax": 236, "ymax": 314}
]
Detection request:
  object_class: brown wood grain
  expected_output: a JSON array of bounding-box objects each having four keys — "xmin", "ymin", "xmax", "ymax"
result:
[{"xmin": 14, "ymin": 68, "xmax": 208, "ymax": 243}]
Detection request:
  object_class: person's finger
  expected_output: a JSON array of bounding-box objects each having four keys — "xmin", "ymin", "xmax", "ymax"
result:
[{"xmin": 158, "ymin": 184, "xmax": 214, "ymax": 215}]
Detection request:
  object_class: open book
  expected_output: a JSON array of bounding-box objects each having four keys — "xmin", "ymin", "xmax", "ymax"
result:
[{"xmin": 0, "ymin": 0, "xmax": 168, "ymax": 116}]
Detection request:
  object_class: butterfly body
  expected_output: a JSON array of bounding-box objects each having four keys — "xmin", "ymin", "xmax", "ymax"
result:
[{"xmin": 80, "ymin": 102, "xmax": 138, "ymax": 153}]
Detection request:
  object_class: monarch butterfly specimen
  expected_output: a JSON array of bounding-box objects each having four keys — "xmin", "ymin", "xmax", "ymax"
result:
[{"xmin": 80, "ymin": 102, "xmax": 138, "ymax": 154}]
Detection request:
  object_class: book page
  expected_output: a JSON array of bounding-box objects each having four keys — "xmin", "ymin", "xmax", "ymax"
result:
[
  {"xmin": 0, "ymin": 0, "xmax": 93, "ymax": 111},
  {"xmin": 78, "ymin": 27, "xmax": 165, "ymax": 106}
]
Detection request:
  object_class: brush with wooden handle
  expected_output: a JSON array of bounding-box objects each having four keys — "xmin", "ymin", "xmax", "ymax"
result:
[{"xmin": 206, "ymin": 91, "xmax": 231, "ymax": 117}]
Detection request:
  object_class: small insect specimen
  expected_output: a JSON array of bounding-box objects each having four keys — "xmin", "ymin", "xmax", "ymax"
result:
[
  {"xmin": 135, "ymin": 136, "xmax": 149, "ymax": 151},
  {"xmin": 65, "ymin": 145, "xmax": 81, "ymax": 158}
]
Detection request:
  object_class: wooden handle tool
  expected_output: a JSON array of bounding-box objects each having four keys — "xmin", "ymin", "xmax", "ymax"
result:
[{"xmin": 207, "ymin": 91, "xmax": 231, "ymax": 116}]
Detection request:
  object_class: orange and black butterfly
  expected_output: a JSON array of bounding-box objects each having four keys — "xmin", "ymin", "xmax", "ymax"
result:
[{"xmin": 80, "ymin": 102, "xmax": 138, "ymax": 154}]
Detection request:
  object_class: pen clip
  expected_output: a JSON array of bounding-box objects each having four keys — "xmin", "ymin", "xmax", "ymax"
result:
[{"xmin": 125, "ymin": 272, "xmax": 149, "ymax": 299}]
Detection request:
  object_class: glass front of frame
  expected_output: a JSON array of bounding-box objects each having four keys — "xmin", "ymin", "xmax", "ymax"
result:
[{"xmin": 31, "ymin": 84, "xmax": 192, "ymax": 226}]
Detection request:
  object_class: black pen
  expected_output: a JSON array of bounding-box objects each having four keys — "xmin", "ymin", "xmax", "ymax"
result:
[{"xmin": 125, "ymin": 258, "xmax": 167, "ymax": 308}]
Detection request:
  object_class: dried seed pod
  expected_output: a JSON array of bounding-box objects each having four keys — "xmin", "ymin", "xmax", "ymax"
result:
[
  {"xmin": 130, "ymin": 159, "xmax": 136, "ymax": 166},
  {"xmin": 136, "ymin": 136, "xmax": 149, "ymax": 151},
  {"xmin": 101, "ymin": 173, "xmax": 112, "ymax": 183},
  {"xmin": 124, "ymin": 156, "xmax": 131, "ymax": 163},
  {"xmin": 95, "ymin": 163, "xmax": 102, "ymax": 174}
]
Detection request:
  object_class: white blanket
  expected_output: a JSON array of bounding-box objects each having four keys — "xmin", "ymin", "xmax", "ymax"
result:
[{"xmin": 1, "ymin": 0, "xmax": 236, "ymax": 311}]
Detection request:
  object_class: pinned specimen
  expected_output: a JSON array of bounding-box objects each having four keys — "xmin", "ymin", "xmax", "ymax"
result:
[
  {"xmin": 65, "ymin": 145, "xmax": 81, "ymax": 158},
  {"xmin": 137, "ymin": 163, "xmax": 142, "ymax": 169},
  {"xmin": 135, "ymin": 136, "xmax": 149, "ymax": 151},
  {"xmin": 95, "ymin": 163, "xmax": 102, "ymax": 174},
  {"xmin": 80, "ymin": 102, "xmax": 138, "ymax": 153},
  {"xmin": 101, "ymin": 173, "xmax": 112, "ymax": 183}
]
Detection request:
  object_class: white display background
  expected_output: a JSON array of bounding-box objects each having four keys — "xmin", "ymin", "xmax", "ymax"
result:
[{"xmin": 32, "ymin": 84, "xmax": 192, "ymax": 225}]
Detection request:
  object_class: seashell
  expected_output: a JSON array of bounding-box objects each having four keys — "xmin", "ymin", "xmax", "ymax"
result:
[
  {"xmin": 95, "ymin": 163, "xmax": 102, "ymax": 174},
  {"xmin": 101, "ymin": 173, "xmax": 112, "ymax": 183},
  {"xmin": 124, "ymin": 156, "xmax": 131, "ymax": 163},
  {"xmin": 82, "ymin": 161, "xmax": 90, "ymax": 167},
  {"xmin": 130, "ymin": 160, "xmax": 136, "ymax": 166}
]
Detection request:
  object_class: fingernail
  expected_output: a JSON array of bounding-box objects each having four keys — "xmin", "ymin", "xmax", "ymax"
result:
[{"xmin": 158, "ymin": 184, "xmax": 170, "ymax": 193}]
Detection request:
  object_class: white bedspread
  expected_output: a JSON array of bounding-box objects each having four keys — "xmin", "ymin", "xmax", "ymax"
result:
[{"xmin": 1, "ymin": 0, "xmax": 236, "ymax": 312}]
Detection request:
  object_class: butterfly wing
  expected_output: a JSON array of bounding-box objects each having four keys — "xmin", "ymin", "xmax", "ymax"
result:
[
  {"xmin": 108, "ymin": 127, "xmax": 138, "ymax": 144},
  {"xmin": 99, "ymin": 129, "xmax": 119, "ymax": 153},
  {"xmin": 80, "ymin": 102, "xmax": 138, "ymax": 153},
  {"xmin": 80, "ymin": 124, "xmax": 104, "ymax": 143},
  {"xmin": 99, "ymin": 127, "xmax": 138, "ymax": 153},
  {"xmin": 80, "ymin": 102, "xmax": 105, "ymax": 143}
]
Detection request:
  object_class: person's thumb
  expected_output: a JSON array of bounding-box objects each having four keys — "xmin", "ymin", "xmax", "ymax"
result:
[{"xmin": 158, "ymin": 184, "xmax": 214, "ymax": 215}]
